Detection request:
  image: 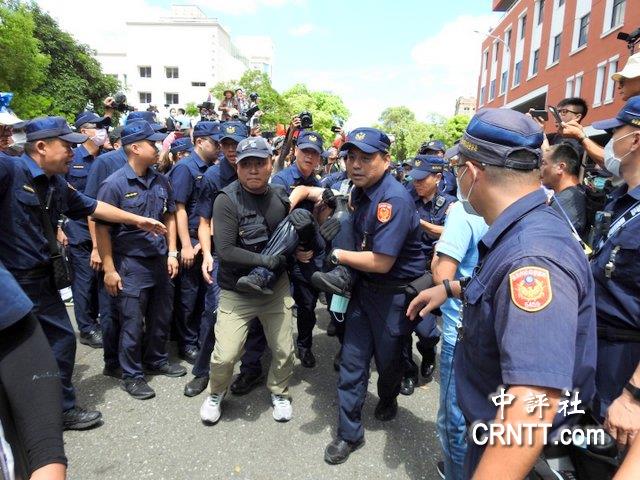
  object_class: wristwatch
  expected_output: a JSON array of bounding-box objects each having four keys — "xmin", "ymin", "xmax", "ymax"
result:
[
  {"xmin": 624, "ymin": 382, "xmax": 640, "ymax": 402},
  {"xmin": 329, "ymin": 249, "xmax": 340, "ymax": 266},
  {"xmin": 168, "ymin": 251, "xmax": 178, "ymax": 259},
  {"xmin": 443, "ymin": 279, "xmax": 454, "ymax": 298}
]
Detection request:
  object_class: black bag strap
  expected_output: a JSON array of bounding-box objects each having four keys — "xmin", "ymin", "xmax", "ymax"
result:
[{"xmin": 31, "ymin": 178, "xmax": 60, "ymax": 257}]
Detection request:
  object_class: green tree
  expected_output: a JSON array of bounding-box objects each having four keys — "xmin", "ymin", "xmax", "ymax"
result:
[{"xmin": 0, "ymin": 0, "xmax": 51, "ymax": 117}]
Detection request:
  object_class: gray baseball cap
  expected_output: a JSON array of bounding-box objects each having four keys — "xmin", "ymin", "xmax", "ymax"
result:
[{"xmin": 236, "ymin": 137, "xmax": 273, "ymax": 163}]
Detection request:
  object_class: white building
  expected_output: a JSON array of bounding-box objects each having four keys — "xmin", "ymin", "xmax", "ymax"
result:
[{"xmin": 95, "ymin": 5, "xmax": 274, "ymax": 111}]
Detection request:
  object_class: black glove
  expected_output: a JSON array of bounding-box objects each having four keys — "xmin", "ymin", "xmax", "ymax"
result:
[
  {"xmin": 289, "ymin": 208, "xmax": 314, "ymax": 231},
  {"xmin": 319, "ymin": 217, "xmax": 341, "ymax": 242},
  {"xmin": 322, "ymin": 188, "xmax": 337, "ymax": 209},
  {"xmin": 261, "ymin": 254, "xmax": 286, "ymax": 271}
]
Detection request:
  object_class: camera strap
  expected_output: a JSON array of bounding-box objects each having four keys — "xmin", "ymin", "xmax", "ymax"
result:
[{"xmin": 595, "ymin": 199, "xmax": 640, "ymax": 253}]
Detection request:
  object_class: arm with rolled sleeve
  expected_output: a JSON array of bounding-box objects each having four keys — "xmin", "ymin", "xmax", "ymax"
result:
[{"xmin": 169, "ymin": 164, "xmax": 197, "ymax": 265}]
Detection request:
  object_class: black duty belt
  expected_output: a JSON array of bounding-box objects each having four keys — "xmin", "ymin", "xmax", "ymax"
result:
[
  {"xmin": 598, "ymin": 325, "xmax": 640, "ymax": 343},
  {"xmin": 359, "ymin": 277, "xmax": 410, "ymax": 294}
]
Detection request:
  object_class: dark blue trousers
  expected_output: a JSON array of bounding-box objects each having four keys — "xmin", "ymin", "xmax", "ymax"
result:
[
  {"xmin": 401, "ymin": 313, "xmax": 440, "ymax": 378},
  {"xmin": 174, "ymin": 254, "xmax": 206, "ymax": 351},
  {"xmin": 291, "ymin": 261, "xmax": 320, "ymax": 350},
  {"xmin": 337, "ymin": 284, "xmax": 407, "ymax": 442},
  {"xmin": 16, "ymin": 273, "xmax": 77, "ymax": 411},
  {"xmin": 100, "ymin": 273, "xmax": 120, "ymax": 370},
  {"xmin": 67, "ymin": 242, "xmax": 100, "ymax": 333},
  {"xmin": 115, "ymin": 256, "xmax": 173, "ymax": 379}
]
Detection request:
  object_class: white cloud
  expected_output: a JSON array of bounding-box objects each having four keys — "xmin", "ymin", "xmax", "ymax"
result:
[
  {"xmin": 199, "ymin": 0, "xmax": 305, "ymax": 15},
  {"xmin": 288, "ymin": 23, "xmax": 316, "ymax": 37}
]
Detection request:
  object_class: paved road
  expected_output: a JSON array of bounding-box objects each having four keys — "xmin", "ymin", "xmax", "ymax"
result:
[{"xmin": 65, "ymin": 306, "xmax": 442, "ymax": 480}]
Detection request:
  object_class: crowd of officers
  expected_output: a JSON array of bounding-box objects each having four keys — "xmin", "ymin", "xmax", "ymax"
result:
[{"xmin": 1, "ymin": 54, "xmax": 640, "ymax": 480}]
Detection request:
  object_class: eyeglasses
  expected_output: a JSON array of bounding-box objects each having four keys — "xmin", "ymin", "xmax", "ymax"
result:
[
  {"xmin": 557, "ymin": 108, "xmax": 580, "ymax": 115},
  {"xmin": 453, "ymin": 160, "xmax": 486, "ymax": 176}
]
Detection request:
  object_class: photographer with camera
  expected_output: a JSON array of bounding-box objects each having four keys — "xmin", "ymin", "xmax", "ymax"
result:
[{"xmin": 218, "ymin": 90, "xmax": 238, "ymax": 121}]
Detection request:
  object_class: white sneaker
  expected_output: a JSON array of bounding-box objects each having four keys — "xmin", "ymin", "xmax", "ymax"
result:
[
  {"xmin": 200, "ymin": 392, "xmax": 224, "ymax": 424},
  {"xmin": 271, "ymin": 394, "xmax": 292, "ymax": 422}
]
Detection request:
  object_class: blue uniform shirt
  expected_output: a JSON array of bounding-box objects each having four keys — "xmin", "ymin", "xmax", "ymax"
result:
[
  {"xmin": 320, "ymin": 170, "xmax": 346, "ymax": 188},
  {"xmin": 96, "ymin": 163, "xmax": 175, "ymax": 258},
  {"xmin": 0, "ymin": 153, "xmax": 98, "ymax": 273},
  {"xmin": 84, "ymin": 148, "xmax": 127, "ymax": 199},
  {"xmin": 64, "ymin": 144, "xmax": 98, "ymax": 245},
  {"xmin": 351, "ymin": 173, "xmax": 426, "ymax": 282},
  {"xmin": 455, "ymin": 189, "xmax": 596, "ymax": 441},
  {"xmin": 167, "ymin": 150, "xmax": 209, "ymax": 243},
  {"xmin": 271, "ymin": 163, "xmax": 321, "ymax": 213},
  {"xmin": 415, "ymin": 192, "xmax": 456, "ymax": 259},
  {"xmin": 196, "ymin": 156, "xmax": 237, "ymax": 220},
  {"xmin": 0, "ymin": 259, "xmax": 33, "ymax": 331},
  {"xmin": 438, "ymin": 170, "xmax": 457, "ymax": 196}
]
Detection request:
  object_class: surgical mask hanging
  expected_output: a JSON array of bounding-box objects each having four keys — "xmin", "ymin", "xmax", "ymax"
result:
[
  {"xmin": 456, "ymin": 167, "xmax": 480, "ymax": 216},
  {"xmin": 603, "ymin": 131, "xmax": 636, "ymax": 177},
  {"xmin": 91, "ymin": 128, "xmax": 108, "ymax": 147}
]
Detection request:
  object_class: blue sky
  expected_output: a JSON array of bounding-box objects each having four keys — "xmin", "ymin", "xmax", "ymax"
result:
[{"xmin": 37, "ymin": 0, "xmax": 501, "ymax": 126}]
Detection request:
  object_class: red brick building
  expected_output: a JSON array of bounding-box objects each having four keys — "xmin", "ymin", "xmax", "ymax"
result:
[{"xmin": 477, "ymin": 0, "xmax": 640, "ymax": 135}]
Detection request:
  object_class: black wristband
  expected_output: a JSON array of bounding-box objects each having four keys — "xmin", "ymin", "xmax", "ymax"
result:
[
  {"xmin": 443, "ymin": 279, "xmax": 454, "ymax": 298},
  {"xmin": 625, "ymin": 382, "xmax": 640, "ymax": 402}
]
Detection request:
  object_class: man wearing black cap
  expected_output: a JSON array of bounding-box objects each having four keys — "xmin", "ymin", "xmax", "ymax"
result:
[
  {"xmin": 408, "ymin": 109, "xmax": 596, "ymax": 478},
  {"xmin": 0, "ymin": 116, "xmax": 168, "ymax": 428},
  {"xmin": 95, "ymin": 121, "xmax": 186, "ymax": 400}
]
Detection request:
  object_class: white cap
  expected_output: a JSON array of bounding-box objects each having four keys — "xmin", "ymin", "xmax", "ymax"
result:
[
  {"xmin": 612, "ymin": 52, "xmax": 640, "ymax": 81},
  {"xmin": 0, "ymin": 92, "xmax": 23, "ymax": 126}
]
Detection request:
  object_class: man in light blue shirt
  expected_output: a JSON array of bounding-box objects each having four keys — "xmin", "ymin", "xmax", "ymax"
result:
[{"xmin": 431, "ymin": 201, "xmax": 488, "ymax": 480}]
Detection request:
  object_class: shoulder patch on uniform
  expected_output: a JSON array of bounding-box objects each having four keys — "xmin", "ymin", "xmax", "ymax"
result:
[
  {"xmin": 22, "ymin": 184, "xmax": 35, "ymax": 193},
  {"xmin": 509, "ymin": 266, "xmax": 552, "ymax": 312},
  {"xmin": 72, "ymin": 164, "xmax": 85, "ymax": 169},
  {"xmin": 66, "ymin": 182, "xmax": 76, "ymax": 191},
  {"xmin": 124, "ymin": 192, "xmax": 139, "ymax": 199},
  {"xmin": 377, "ymin": 202, "xmax": 393, "ymax": 223}
]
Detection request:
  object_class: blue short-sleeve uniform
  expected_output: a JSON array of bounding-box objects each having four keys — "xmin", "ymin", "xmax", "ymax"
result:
[
  {"xmin": 64, "ymin": 144, "xmax": 98, "ymax": 245},
  {"xmin": 455, "ymin": 189, "xmax": 597, "ymax": 476},
  {"xmin": 590, "ymin": 184, "xmax": 640, "ymax": 418},
  {"xmin": 84, "ymin": 148, "xmax": 127, "ymax": 199},
  {"xmin": 271, "ymin": 163, "xmax": 321, "ymax": 212},
  {"xmin": 96, "ymin": 163, "xmax": 174, "ymax": 257},
  {"xmin": 415, "ymin": 192, "xmax": 456, "ymax": 259},
  {"xmin": 320, "ymin": 170, "xmax": 346, "ymax": 189},
  {"xmin": 196, "ymin": 156, "xmax": 237, "ymax": 220},
  {"xmin": 0, "ymin": 259, "xmax": 33, "ymax": 331}
]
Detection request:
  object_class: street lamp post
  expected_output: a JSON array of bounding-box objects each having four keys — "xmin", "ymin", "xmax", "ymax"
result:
[{"xmin": 474, "ymin": 30, "xmax": 511, "ymax": 108}]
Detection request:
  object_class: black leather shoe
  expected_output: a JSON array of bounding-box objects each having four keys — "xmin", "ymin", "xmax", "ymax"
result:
[
  {"xmin": 230, "ymin": 372, "xmax": 264, "ymax": 395},
  {"xmin": 122, "ymin": 378, "xmax": 156, "ymax": 400},
  {"xmin": 374, "ymin": 398, "xmax": 398, "ymax": 421},
  {"xmin": 326, "ymin": 321, "xmax": 337, "ymax": 337},
  {"xmin": 311, "ymin": 266, "xmax": 353, "ymax": 296},
  {"xmin": 297, "ymin": 347, "xmax": 316, "ymax": 368},
  {"xmin": 144, "ymin": 362, "xmax": 187, "ymax": 377},
  {"xmin": 324, "ymin": 437, "xmax": 365, "ymax": 465},
  {"xmin": 179, "ymin": 346, "xmax": 199, "ymax": 365},
  {"xmin": 436, "ymin": 460, "xmax": 446, "ymax": 479},
  {"xmin": 236, "ymin": 271, "xmax": 274, "ymax": 295},
  {"xmin": 420, "ymin": 349, "xmax": 436, "ymax": 382},
  {"xmin": 400, "ymin": 376, "xmax": 417, "ymax": 396},
  {"xmin": 62, "ymin": 406, "xmax": 102, "ymax": 430},
  {"xmin": 79, "ymin": 329, "xmax": 103, "ymax": 349},
  {"xmin": 102, "ymin": 365, "xmax": 122, "ymax": 379},
  {"xmin": 184, "ymin": 376, "xmax": 209, "ymax": 397}
]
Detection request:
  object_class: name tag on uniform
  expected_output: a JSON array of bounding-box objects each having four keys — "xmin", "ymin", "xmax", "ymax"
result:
[
  {"xmin": 72, "ymin": 164, "xmax": 85, "ymax": 169},
  {"xmin": 124, "ymin": 192, "xmax": 139, "ymax": 199}
]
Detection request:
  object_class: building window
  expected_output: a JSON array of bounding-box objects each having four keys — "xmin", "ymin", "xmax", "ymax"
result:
[
  {"xmin": 482, "ymin": 51, "xmax": 489, "ymax": 70},
  {"xmin": 493, "ymin": 42, "xmax": 499, "ymax": 63},
  {"xmin": 489, "ymin": 79, "xmax": 496, "ymax": 100},
  {"xmin": 537, "ymin": 0, "xmax": 544, "ymax": 25},
  {"xmin": 558, "ymin": 0, "xmax": 565, "ymax": 6},
  {"xmin": 532, "ymin": 49, "xmax": 540, "ymax": 75},
  {"xmin": 500, "ymin": 71, "xmax": 508, "ymax": 94},
  {"xmin": 480, "ymin": 86, "xmax": 486, "ymax": 105},
  {"xmin": 139, "ymin": 66, "xmax": 151, "ymax": 78},
  {"xmin": 594, "ymin": 63, "xmax": 606, "ymax": 106},
  {"xmin": 574, "ymin": 73, "xmax": 583, "ymax": 96},
  {"xmin": 605, "ymin": 59, "xmax": 619, "ymax": 102},
  {"xmin": 611, "ymin": 0, "xmax": 626, "ymax": 29},
  {"xmin": 514, "ymin": 61, "xmax": 522, "ymax": 86},
  {"xmin": 565, "ymin": 78, "xmax": 574, "ymax": 98},
  {"xmin": 165, "ymin": 67, "xmax": 179, "ymax": 79},
  {"xmin": 552, "ymin": 34, "xmax": 562, "ymax": 63},
  {"xmin": 505, "ymin": 29, "xmax": 512, "ymax": 49},
  {"xmin": 139, "ymin": 92, "xmax": 151, "ymax": 104},
  {"xmin": 191, "ymin": 81, "xmax": 206, "ymax": 87},
  {"xmin": 578, "ymin": 14, "xmax": 589, "ymax": 48},
  {"xmin": 520, "ymin": 15, "xmax": 527, "ymax": 39},
  {"xmin": 165, "ymin": 93, "xmax": 179, "ymax": 105}
]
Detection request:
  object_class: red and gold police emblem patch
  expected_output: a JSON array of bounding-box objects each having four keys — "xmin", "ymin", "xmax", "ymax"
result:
[
  {"xmin": 509, "ymin": 267, "xmax": 552, "ymax": 312},
  {"xmin": 377, "ymin": 202, "xmax": 392, "ymax": 223}
]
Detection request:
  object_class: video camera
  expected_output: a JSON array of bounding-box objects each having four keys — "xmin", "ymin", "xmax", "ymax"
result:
[
  {"xmin": 111, "ymin": 93, "xmax": 135, "ymax": 113},
  {"xmin": 617, "ymin": 27, "xmax": 640, "ymax": 53},
  {"xmin": 299, "ymin": 111, "xmax": 313, "ymax": 129},
  {"xmin": 331, "ymin": 115, "xmax": 344, "ymax": 133}
]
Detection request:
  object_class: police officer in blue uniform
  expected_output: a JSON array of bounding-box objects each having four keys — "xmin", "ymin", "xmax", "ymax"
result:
[
  {"xmin": 407, "ymin": 109, "xmax": 596, "ymax": 478},
  {"xmin": 589, "ymin": 97, "xmax": 640, "ymax": 446},
  {"xmin": 184, "ymin": 121, "xmax": 265, "ymax": 397},
  {"xmin": 323, "ymin": 127, "xmax": 427, "ymax": 464},
  {"xmin": 95, "ymin": 121, "xmax": 186, "ymax": 400},
  {"xmin": 64, "ymin": 111, "xmax": 111, "ymax": 348},
  {"xmin": 419, "ymin": 139, "xmax": 457, "ymax": 196},
  {"xmin": 271, "ymin": 130, "xmax": 325, "ymax": 368},
  {"xmin": 168, "ymin": 121, "xmax": 220, "ymax": 364},
  {"xmin": 0, "ymin": 116, "xmax": 168, "ymax": 429},
  {"xmin": 400, "ymin": 155, "xmax": 456, "ymax": 395}
]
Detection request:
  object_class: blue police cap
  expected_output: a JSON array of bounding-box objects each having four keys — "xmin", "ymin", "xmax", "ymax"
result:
[
  {"xmin": 424, "ymin": 140, "xmax": 446, "ymax": 153},
  {"xmin": 456, "ymin": 108, "xmax": 543, "ymax": 170},
  {"xmin": 193, "ymin": 121, "xmax": 221, "ymax": 141},
  {"xmin": 25, "ymin": 116, "xmax": 88, "ymax": 144},
  {"xmin": 120, "ymin": 121, "xmax": 167, "ymax": 146},
  {"xmin": 126, "ymin": 111, "xmax": 166, "ymax": 133},
  {"xmin": 236, "ymin": 137, "xmax": 273, "ymax": 163},
  {"xmin": 74, "ymin": 111, "xmax": 110, "ymax": 129},
  {"xmin": 402, "ymin": 158, "xmax": 414, "ymax": 167},
  {"xmin": 592, "ymin": 95, "xmax": 640, "ymax": 131},
  {"xmin": 408, "ymin": 155, "xmax": 445, "ymax": 180},
  {"xmin": 340, "ymin": 127, "xmax": 391, "ymax": 154},
  {"xmin": 297, "ymin": 130, "xmax": 324, "ymax": 154},
  {"xmin": 219, "ymin": 121, "xmax": 248, "ymax": 143},
  {"xmin": 170, "ymin": 137, "xmax": 193, "ymax": 154}
]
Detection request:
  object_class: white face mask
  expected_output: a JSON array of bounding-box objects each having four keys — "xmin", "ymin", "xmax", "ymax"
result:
[
  {"xmin": 91, "ymin": 128, "xmax": 108, "ymax": 147},
  {"xmin": 603, "ymin": 130, "xmax": 636, "ymax": 177},
  {"xmin": 456, "ymin": 166, "xmax": 480, "ymax": 216}
]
